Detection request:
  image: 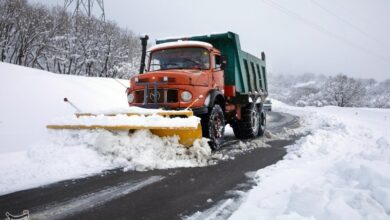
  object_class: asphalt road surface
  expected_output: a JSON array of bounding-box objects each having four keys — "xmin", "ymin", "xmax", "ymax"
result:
[{"xmin": 0, "ymin": 111, "xmax": 300, "ymax": 220}]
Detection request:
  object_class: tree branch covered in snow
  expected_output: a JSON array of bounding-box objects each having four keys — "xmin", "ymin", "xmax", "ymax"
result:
[
  {"xmin": 0, "ymin": 0, "xmax": 141, "ymax": 78},
  {"xmin": 323, "ymin": 74, "xmax": 366, "ymax": 107},
  {"xmin": 269, "ymin": 72, "xmax": 390, "ymax": 108}
]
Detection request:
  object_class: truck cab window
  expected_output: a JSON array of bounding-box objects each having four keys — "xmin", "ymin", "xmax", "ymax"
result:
[
  {"xmin": 149, "ymin": 47, "xmax": 210, "ymax": 71},
  {"xmin": 214, "ymin": 55, "xmax": 221, "ymax": 69},
  {"xmin": 150, "ymin": 59, "xmax": 161, "ymax": 71}
]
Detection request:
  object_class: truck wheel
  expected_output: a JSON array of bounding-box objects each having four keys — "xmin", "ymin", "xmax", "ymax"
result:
[
  {"xmin": 258, "ymin": 108, "xmax": 266, "ymax": 136},
  {"xmin": 232, "ymin": 104, "xmax": 260, "ymax": 139},
  {"xmin": 201, "ymin": 104, "xmax": 225, "ymax": 150}
]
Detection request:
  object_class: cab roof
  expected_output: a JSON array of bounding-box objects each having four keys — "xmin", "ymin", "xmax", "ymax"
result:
[{"xmin": 148, "ymin": 40, "xmax": 213, "ymax": 52}]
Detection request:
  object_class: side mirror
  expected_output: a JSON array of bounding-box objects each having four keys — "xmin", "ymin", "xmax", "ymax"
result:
[{"xmin": 221, "ymin": 56, "xmax": 227, "ymax": 70}]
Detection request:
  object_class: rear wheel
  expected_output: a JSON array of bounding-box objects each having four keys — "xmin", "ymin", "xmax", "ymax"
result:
[
  {"xmin": 232, "ymin": 104, "xmax": 260, "ymax": 139},
  {"xmin": 201, "ymin": 104, "xmax": 225, "ymax": 150},
  {"xmin": 258, "ymin": 107, "xmax": 266, "ymax": 136}
]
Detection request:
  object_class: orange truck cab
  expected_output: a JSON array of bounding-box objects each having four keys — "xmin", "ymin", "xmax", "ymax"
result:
[{"xmin": 127, "ymin": 32, "xmax": 268, "ymax": 149}]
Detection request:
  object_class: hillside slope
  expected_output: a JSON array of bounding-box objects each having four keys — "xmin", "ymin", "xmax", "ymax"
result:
[{"xmin": 0, "ymin": 62, "xmax": 130, "ymax": 153}]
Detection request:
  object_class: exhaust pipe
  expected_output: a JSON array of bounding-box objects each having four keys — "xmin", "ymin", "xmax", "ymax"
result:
[{"xmin": 139, "ymin": 35, "xmax": 149, "ymax": 74}]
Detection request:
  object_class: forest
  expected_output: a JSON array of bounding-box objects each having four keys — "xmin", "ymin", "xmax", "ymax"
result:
[
  {"xmin": 0, "ymin": 0, "xmax": 141, "ymax": 78},
  {"xmin": 269, "ymin": 73, "xmax": 390, "ymax": 108}
]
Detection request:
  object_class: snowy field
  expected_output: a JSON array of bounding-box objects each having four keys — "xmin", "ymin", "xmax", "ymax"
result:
[
  {"xmin": 227, "ymin": 101, "xmax": 390, "ymax": 220},
  {"xmin": 0, "ymin": 62, "xmax": 130, "ymax": 153}
]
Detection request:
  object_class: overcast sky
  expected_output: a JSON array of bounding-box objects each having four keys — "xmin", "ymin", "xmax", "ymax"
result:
[{"xmin": 31, "ymin": 0, "xmax": 390, "ymax": 80}]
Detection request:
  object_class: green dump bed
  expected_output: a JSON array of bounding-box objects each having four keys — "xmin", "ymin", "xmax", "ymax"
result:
[{"xmin": 156, "ymin": 32, "xmax": 268, "ymax": 95}]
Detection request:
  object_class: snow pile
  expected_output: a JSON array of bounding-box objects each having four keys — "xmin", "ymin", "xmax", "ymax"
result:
[
  {"xmin": 51, "ymin": 114, "xmax": 200, "ymax": 128},
  {"xmin": 0, "ymin": 128, "xmax": 212, "ymax": 195},
  {"xmin": 229, "ymin": 101, "xmax": 390, "ymax": 220},
  {"xmin": 0, "ymin": 139, "xmax": 113, "ymax": 195},
  {"xmin": 85, "ymin": 129, "xmax": 211, "ymax": 171}
]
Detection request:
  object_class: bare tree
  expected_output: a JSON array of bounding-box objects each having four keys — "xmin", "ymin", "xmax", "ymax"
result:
[{"xmin": 323, "ymin": 74, "xmax": 366, "ymax": 107}]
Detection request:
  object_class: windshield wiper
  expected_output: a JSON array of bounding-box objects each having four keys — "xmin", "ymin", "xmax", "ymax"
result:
[
  {"xmin": 182, "ymin": 58, "xmax": 203, "ymax": 70},
  {"xmin": 183, "ymin": 58, "xmax": 200, "ymax": 65},
  {"xmin": 150, "ymin": 63, "xmax": 181, "ymax": 71}
]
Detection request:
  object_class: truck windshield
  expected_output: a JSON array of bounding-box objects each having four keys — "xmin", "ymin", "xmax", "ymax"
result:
[{"xmin": 149, "ymin": 47, "xmax": 210, "ymax": 71}]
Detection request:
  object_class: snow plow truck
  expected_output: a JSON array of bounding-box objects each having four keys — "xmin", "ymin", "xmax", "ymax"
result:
[
  {"xmin": 47, "ymin": 32, "xmax": 268, "ymax": 150},
  {"xmin": 127, "ymin": 32, "xmax": 268, "ymax": 149}
]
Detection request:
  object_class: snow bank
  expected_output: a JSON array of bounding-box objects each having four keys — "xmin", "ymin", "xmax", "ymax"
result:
[
  {"xmin": 51, "ymin": 114, "xmax": 200, "ymax": 128},
  {"xmin": 0, "ymin": 62, "xmax": 129, "ymax": 153},
  {"xmin": 0, "ymin": 129, "xmax": 212, "ymax": 195},
  {"xmin": 229, "ymin": 101, "xmax": 390, "ymax": 220},
  {"xmin": 90, "ymin": 130, "xmax": 211, "ymax": 171},
  {"xmin": 0, "ymin": 135, "xmax": 113, "ymax": 195}
]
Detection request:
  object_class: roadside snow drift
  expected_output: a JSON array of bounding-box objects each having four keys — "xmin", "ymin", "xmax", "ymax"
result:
[
  {"xmin": 229, "ymin": 101, "xmax": 390, "ymax": 220},
  {"xmin": 0, "ymin": 63, "xmax": 212, "ymax": 195},
  {"xmin": 0, "ymin": 129, "xmax": 211, "ymax": 195}
]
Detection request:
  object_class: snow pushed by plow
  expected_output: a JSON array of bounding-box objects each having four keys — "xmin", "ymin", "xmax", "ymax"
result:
[
  {"xmin": 0, "ymin": 129, "xmax": 212, "ymax": 195},
  {"xmin": 69, "ymin": 129, "xmax": 211, "ymax": 171},
  {"xmin": 50, "ymin": 110, "xmax": 200, "ymax": 128}
]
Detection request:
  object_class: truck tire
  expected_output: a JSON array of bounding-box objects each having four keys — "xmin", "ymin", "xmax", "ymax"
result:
[
  {"xmin": 201, "ymin": 104, "xmax": 225, "ymax": 150},
  {"xmin": 258, "ymin": 107, "xmax": 266, "ymax": 136},
  {"xmin": 232, "ymin": 104, "xmax": 260, "ymax": 139}
]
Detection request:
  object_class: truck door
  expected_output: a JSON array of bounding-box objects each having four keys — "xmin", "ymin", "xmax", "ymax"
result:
[{"xmin": 212, "ymin": 54, "xmax": 224, "ymax": 91}]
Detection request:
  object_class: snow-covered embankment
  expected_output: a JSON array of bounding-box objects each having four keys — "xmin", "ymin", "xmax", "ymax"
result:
[{"xmin": 229, "ymin": 100, "xmax": 390, "ymax": 219}]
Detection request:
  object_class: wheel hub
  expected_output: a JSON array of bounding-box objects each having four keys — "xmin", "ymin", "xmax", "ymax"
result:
[
  {"xmin": 251, "ymin": 109, "xmax": 260, "ymax": 133},
  {"xmin": 211, "ymin": 114, "xmax": 223, "ymax": 138}
]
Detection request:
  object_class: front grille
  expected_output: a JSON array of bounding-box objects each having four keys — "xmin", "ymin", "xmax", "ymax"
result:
[{"xmin": 135, "ymin": 89, "xmax": 178, "ymax": 103}]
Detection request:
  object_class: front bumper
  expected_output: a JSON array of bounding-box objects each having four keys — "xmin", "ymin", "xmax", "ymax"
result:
[
  {"xmin": 128, "ymin": 81, "xmax": 209, "ymax": 111},
  {"xmin": 129, "ymin": 103, "xmax": 209, "ymax": 116}
]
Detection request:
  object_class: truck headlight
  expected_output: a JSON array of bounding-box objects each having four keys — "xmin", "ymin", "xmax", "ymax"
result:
[
  {"xmin": 181, "ymin": 91, "xmax": 192, "ymax": 102},
  {"xmin": 127, "ymin": 92, "xmax": 135, "ymax": 103}
]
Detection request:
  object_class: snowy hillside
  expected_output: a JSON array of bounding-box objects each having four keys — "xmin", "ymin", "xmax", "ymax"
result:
[
  {"xmin": 0, "ymin": 62, "xmax": 130, "ymax": 153},
  {"xmin": 268, "ymin": 73, "xmax": 390, "ymax": 108}
]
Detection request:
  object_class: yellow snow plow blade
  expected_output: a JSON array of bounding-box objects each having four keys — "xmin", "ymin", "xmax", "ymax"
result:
[
  {"xmin": 46, "ymin": 110, "xmax": 202, "ymax": 147},
  {"xmin": 73, "ymin": 111, "xmax": 195, "ymax": 118},
  {"xmin": 149, "ymin": 123, "xmax": 202, "ymax": 146}
]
